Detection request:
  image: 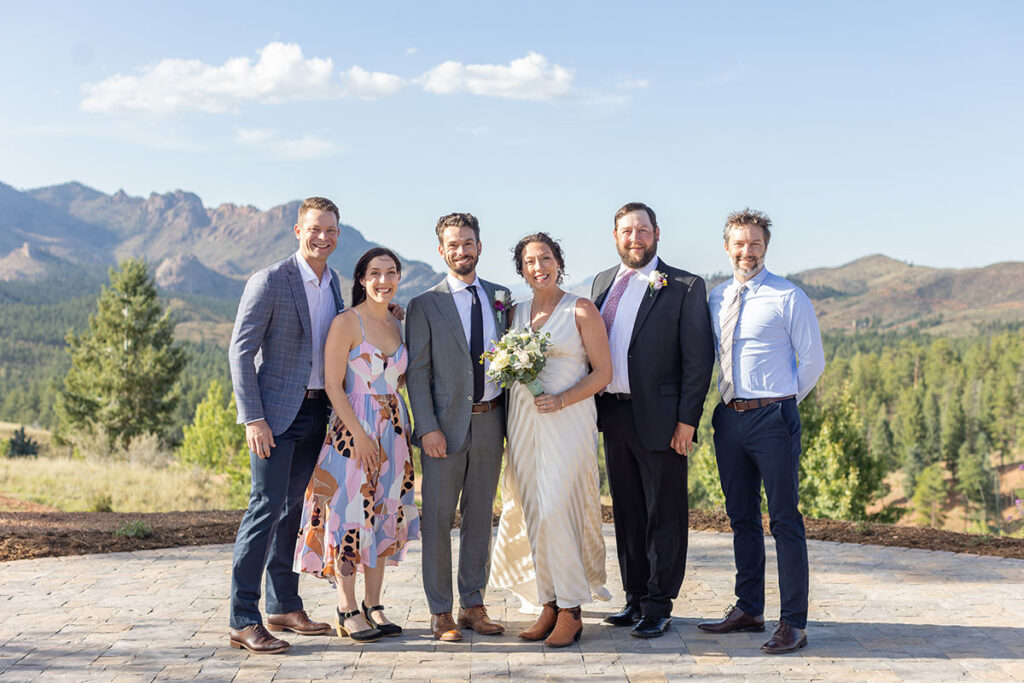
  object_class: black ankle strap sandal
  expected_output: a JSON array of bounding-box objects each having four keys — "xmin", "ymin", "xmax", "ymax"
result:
[
  {"xmin": 361, "ymin": 601, "xmax": 403, "ymax": 637},
  {"xmin": 335, "ymin": 607, "xmax": 383, "ymax": 642}
]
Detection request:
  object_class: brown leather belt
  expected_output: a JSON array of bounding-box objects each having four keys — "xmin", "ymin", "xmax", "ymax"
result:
[
  {"xmin": 725, "ymin": 395, "xmax": 795, "ymax": 412},
  {"xmin": 304, "ymin": 389, "xmax": 325, "ymax": 400},
  {"xmin": 471, "ymin": 398, "xmax": 501, "ymax": 414}
]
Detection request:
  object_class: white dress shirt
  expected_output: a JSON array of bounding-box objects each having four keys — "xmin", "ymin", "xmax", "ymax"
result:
[
  {"xmin": 708, "ymin": 267, "xmax": 825, "ymax": 403},
  {"xmin": 600, "ymin": 255, "xmax": 661, "ymax": 394},
  {"xmin": 296, "ymin": 251, "xmax": 337, "ymax": 390},
  {"xmin": 446, "ymin": 274, "xmax": 501, "ymax": 402}
]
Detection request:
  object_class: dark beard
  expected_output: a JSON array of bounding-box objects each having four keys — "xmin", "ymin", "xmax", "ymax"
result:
[
  {"xmin": 447, "ymin": 254, "xmax": 477, "ymax": 276},
  {"xmin": 618, "ymin": 242, "xmax": 657, "ymax": 269}
]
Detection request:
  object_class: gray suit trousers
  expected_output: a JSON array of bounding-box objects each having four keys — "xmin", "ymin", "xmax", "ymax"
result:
[{"xmin": 419, "ymin": 408, "xmax": 505, "ymax": 614}]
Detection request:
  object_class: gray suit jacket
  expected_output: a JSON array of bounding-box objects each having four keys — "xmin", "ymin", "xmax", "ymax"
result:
[
  {"xmin": 229, "ymin": 253, "xmax": 344, "ymax": 436},
  {"xmin": 405, "ymin": 276, "xmax": 511, "ymax": 449}
]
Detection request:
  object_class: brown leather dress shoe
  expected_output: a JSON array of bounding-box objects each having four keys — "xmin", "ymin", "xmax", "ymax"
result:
[
  {"xmin": 544, "ymin": 606, "xmax": 582, "ymax": 648},
  {"xmin": 519, "ymin": 601, "xmax": 558, "ymax": 641},
  {"xmin": 229, "ymin": 624, "xmax": 291, "ymax": 654},
  {"xmin": 267, "ymin": 609, "xmax": 332, "ymax": 635},
  {"xmin": 457, "ymin": 604, "xmax": 505, "ymax": 635},
  {"xmin": 761, "ymin": 621, "xmax": 807, "ymax": 654},
  {"xmin": 430, "ymin": 612, "xmax": 463, "ymax": 641},
  {"xmin": 697, "ymin": 605, "xmax": 765, "ymax": 634}
]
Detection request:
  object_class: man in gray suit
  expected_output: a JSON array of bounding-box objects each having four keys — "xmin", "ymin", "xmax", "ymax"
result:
[
  {"xmin": 227, "ymin": 197, "xmax": 344, "ymax": 653},
  {"xmin": 406, "ymin": 212, "xmax": 511, "ymax": 642}
]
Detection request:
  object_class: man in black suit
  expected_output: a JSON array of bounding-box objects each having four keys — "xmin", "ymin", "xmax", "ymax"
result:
[{"xmin": 592, "ymin": 201, "xmax": 715, "ymax": 638}]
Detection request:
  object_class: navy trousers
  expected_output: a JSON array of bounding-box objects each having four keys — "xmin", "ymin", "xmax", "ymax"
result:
[
  {"xmin": 229, "ymin": 396, "xmax": 329, "ymax": 629},
  {"xmin": 711, "ymin": 398, "xmax": 808, "ymax": 629}
]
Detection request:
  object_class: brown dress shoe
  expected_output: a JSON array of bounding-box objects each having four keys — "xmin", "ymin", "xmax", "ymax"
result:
[
  {"xmin": 267, "ymin": 609, "xmax": 332, "ymax": 635},
  {"xmin": 229, "ymin": 624, "xmax": 291, "ymax": 654},
  {"xmin": 457, "ymin": 604, "xmax": 505, "ymax": 635},
  {"xmin": 430, "ymin": 612, "xmax": 463, "ymax": 641},
  {"xmin": 519, "ymin": 601, "xmax": 558, "ymax": 641},
  {"xmin": 697, "ymin": 605, "xmax": 765, "ymax": 634},
  {"xmin": 545, "ymin": 606, "xmax": 582, "ymax": 648},
  {"xmin": 761, "ymin": 621, "xmax": 807, "ymax": 654}
]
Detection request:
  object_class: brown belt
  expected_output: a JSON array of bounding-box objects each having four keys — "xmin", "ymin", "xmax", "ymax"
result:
[
  {"xmin": 304, "ymin": 389, "xmax": 325, "ymax": 400},
  {"xmin": 471, "ymin": 398, "xmax": 501, "ymax": 414},
  {"xmin": 725, "ymin": 395, "xmax": 795, "ymax": 412}
]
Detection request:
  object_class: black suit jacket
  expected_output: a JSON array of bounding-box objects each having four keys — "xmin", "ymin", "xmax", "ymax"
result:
[{"xmin": 592, "ymin": 259, "xmax": 715, "ymax": 452}]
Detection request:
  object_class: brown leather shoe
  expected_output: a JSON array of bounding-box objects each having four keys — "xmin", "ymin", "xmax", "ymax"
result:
[
  {"xmin": 544, "ymin": 606, "xmax": 582, "ymax": 648},
  {"xmin": 430, "ymin": 612, "xmax": 463, "ymax": 642},
  {"xmin": 519, "ymin": 601, "xmax": 558, "ymax": 641},
  {"xmin": 697, "ymin": 604, "xmax": 765, "ymax": 634},
  {"xmin": 457, "ymin": 604, "xmax": 505, "ymax": 635},
  {"xmin": 761, "ymin": 621, "xmax": 807, "ymax": 654},
  {"xmin": 228, "ymin": 624, "xmax": 291, "ymax": 654},
  {"xmin": 267, "ymin": 609, "xmax": 332, "ymax": 635}
]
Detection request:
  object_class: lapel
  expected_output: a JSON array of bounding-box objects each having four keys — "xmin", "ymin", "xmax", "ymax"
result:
[
  {"xmin": 592, "ymin": 266, "xmax": 619, "ymax": 309},
  {"xmin": 479, "ymin": 279, "xmax": 502, "ymax": 334},
  {"xmin": 329, "ymin": 267, "xmax": 345, "ymax": 312},
  {"xmin": 286, "ymin": 254, "xmax": 312, "ymax": 338},
  {"xmin": 432, "ymin": 278, "xmax": 471, "ymax": 357},
  {"xmin": 629, "ymin": 259, "xmax": 666, "ymax": 348}
]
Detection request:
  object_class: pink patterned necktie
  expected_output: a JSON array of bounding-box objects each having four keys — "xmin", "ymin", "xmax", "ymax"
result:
[{"xmin": 601, "ymin": 270, "xmax": 635, "ymax": 334}]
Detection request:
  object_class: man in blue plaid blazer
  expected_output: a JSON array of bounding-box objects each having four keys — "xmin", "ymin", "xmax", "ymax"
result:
[{"xmin": 227, "ymin": 197, "xmax": 345, "ymax": 654}]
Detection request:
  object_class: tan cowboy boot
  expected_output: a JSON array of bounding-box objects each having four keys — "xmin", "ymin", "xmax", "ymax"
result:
[
  {"xmin": 544, "ymin": 606, "xmax": 582, "ymax": 648},
  {"xmin": 518, "ymin": 601, "xmax": 558, "ymax": 641}
]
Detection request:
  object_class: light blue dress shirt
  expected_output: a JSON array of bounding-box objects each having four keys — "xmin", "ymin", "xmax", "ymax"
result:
[{"xmin": 708, "ymin": 267, "xmax": 825, "ymax": 403}]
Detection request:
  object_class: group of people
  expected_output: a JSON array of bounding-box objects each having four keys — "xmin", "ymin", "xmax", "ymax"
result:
[{"xmin": 226, "ymin": 197, "xmax": 825, "ymax": 657}]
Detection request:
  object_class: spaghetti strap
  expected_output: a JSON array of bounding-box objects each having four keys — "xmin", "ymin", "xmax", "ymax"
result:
[{"xmin": 351, "ymin": 309, "xmax": 367, "ymax": 341}]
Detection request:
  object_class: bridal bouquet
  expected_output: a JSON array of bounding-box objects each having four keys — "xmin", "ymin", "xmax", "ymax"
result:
[{"xmin": 481, "ymin": 327, "xmax": 552, "ymax": 397}]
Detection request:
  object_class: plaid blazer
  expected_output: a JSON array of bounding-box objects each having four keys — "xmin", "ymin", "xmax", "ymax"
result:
[{"xmin": 229, "ymin": 253, "xmax": 344, "ymax": 435}]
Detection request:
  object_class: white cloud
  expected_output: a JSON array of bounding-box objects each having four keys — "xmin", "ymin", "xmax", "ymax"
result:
[
  {"xmin": 619, "ymin": 79, "xmax": 650, "ymax": 89},
  {"xmin": 82, "ymin": 44, "xmax": 578, "ymax": 113},
  {"xmin": 419, "ymin": 52, "xmax": 574, "ymax": 101},
  {"xmin": 340, "ymin": 66, "xmax": 405, "ymax": 99},
  {"xmin": 82, "ymin": 42, "xmax": 336, "ymax": 114},
  {"xmin": 234, "ymin": 127, "xmax": 339, "ymax": 160},
  {"xmin": 405, "ymin": 47, "xmax": 418, "ymax": 55}
]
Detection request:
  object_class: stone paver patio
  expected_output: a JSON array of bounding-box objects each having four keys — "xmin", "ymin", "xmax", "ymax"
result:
[{"xmin": 1, "ymin": 525, "xmax": 1022, "ymax": 681}]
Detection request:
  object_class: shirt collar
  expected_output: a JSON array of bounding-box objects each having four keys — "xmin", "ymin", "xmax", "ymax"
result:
[
  {"xmin": 447, "ymin": 273, "xmax": 482, "ymax": 294},
  {"xmin": 730, "ymin": 265, "xmax": 769, "ymax": 293},
  {"xmin": 295, "ymin": 251, "xmax": 332, "ymax": 288},
  {"xmin": 616, "ymin": 254, "xmax": 660, "ymax": 280}
]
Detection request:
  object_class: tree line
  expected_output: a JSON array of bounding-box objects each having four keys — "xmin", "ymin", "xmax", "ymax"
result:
[{"xmin": 2, "ymin": 260, "xmax": 1022, "ymax": 533}]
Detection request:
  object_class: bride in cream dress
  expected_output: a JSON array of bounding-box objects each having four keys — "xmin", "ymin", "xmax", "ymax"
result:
[{"xmin": 489, "ymin": 233, "xmax": 613, "ymax": 648}]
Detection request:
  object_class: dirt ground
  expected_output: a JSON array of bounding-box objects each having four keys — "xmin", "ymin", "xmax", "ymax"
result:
[{"xmin": 2, "ymin": 505, "xmax": 1022, "ymax": 563}]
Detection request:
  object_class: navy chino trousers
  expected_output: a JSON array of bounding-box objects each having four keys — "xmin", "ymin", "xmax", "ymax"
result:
[
  {"xmin": 711, "ymin": 397, "xmax": 808, "ymax": 630},
  {"xmin": 229, "ymin": 395, "xmax": 329, "ymax": 630}
]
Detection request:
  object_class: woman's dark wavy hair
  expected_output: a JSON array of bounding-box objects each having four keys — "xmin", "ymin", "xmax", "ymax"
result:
[
  {"xmin": 512, "ymin": 232, "xmax": 566, "ymax": 285},
  {"xmin": 351, "ymin": 247, "xmax": 402, "ymax": 306}
]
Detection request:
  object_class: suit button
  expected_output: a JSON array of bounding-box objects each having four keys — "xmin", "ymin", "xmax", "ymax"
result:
[{"xmin": 467, "ymin": 395, "xmax": 473, "ymax": 401}]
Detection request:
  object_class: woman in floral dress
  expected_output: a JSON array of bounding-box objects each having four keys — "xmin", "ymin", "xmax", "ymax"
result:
[{"xmin": 294, "ymin": 247, "xmax": 419, "ymax": 642}]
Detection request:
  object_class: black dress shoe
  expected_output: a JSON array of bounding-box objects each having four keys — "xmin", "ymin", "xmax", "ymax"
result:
[
  {"xmin": 630, "ymin": 616, "xmax": 672, "ymax": 639},
  {"xmin": 697, "ymin": 604, "xmax": 765, "ymax": 634},
  {"xmin": 760, "ymin": 621, "xmax": 807, "ymax": 654},
  {"xmin": 603, "ymin": 604, "xmax": 642, "ymax": 627}
]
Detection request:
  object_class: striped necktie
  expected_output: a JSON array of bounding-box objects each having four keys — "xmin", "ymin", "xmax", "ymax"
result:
[{"xmin": 717, "ymin": 283, "xmax": 747, "ymax": 404}]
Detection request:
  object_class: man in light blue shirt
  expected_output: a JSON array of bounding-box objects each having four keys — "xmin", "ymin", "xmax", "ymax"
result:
[{"xmin": 698, "ymin": 208, "xmax": 824, "ymax": 654}]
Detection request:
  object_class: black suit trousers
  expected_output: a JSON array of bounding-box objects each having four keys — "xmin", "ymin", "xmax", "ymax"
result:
[{"xmin": 600, "ymin": 395, "xmax": 688, "ymax": 619}]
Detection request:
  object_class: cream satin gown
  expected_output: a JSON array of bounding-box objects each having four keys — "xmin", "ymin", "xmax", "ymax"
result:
[{"xmin": 489, "ymin": 293, "xmax": 610, "ymax": 610}]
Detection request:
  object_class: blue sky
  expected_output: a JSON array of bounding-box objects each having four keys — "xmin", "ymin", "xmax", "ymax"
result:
[{"xmin": 1, "ymin": 1, "xmax": 1021, "ymax": 286}]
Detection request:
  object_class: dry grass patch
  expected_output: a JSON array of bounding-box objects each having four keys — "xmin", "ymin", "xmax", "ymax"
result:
[{"xmin": 0, "ymin": 456, "xmax": 239, "ymax": 512}]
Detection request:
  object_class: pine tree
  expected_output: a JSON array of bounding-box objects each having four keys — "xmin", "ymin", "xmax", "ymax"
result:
[
  {"xmin": 799, "ymin": 384, "xmax": 883, "ymax": 520},
  {"xmin": 7, "ymin": 426, "xmax": 39, "ymax": 457},
  {"xmin": 956, "ymin": 438, "xmax": 993, "ymax": 530},
  {"xmin": 911, "ymin": 463, "xmax": 947, "ymax": 528},
  {"xmin": 55, "ymin": 259, "xmax": 186, "ymax": 448},
  {"xmin": 178, "ymin": 379, "xmax": 250, "ymax": 504}
]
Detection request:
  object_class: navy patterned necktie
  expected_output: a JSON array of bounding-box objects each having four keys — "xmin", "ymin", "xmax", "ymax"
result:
[{"xmin": 470, "ymin": 285, "xmax": 484, "ymax": 402}]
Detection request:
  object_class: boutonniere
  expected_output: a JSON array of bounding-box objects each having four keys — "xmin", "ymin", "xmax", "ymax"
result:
[
  {"xmin": 494, "ymin": 291, "xmax": 512, "ymax": 323},
  {"xmin": 646, "ymin": 270, "xmax": 668, "ymax": 296}
]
